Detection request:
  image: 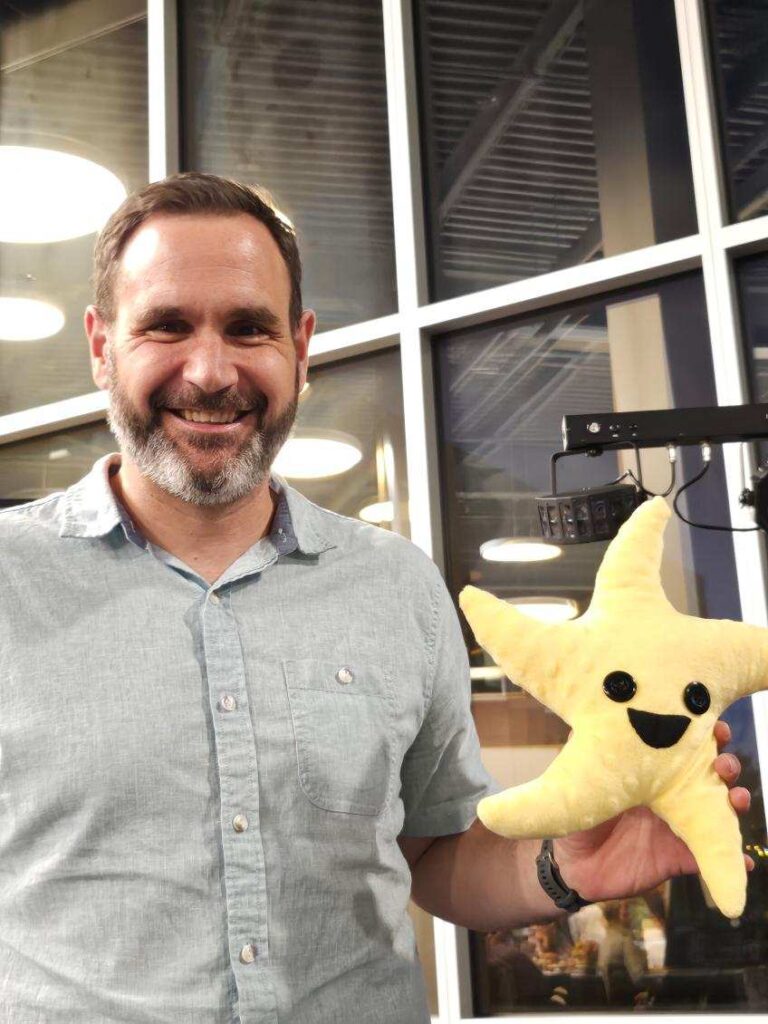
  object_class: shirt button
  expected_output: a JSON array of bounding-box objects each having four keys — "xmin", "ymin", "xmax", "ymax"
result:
[
  {"xmin": 336, "ymin": 667, "xmax": 354, "ymax": 685},
  {"xmin": 219, "ymin": 694, "xmax": 237, "ymax": 712},
  {"xmin": 240, "ymin": 943, "xmax": 257, "ymax": 964},
  {"xmin": 233, "ymin": 814, "xmax": 249, "ymax": 832},
  {"xmin": 209, "ymin": 592, "xmax": 220, "ymax": 604}
]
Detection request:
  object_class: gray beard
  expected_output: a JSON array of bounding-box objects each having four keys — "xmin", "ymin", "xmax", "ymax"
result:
[{"xmin": 105, "ymin": 354, "xmax": 299, "ymax": 507}]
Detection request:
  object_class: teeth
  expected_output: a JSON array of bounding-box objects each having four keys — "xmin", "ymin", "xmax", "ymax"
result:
[{"xmin": 177, "ymin": 409, "xmax": 239, "ymax": 424}]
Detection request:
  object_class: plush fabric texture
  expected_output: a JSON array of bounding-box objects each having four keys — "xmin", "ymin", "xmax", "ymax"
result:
[{"xmin": 459, "ymin": 496, "xmax": 767, "ymax": 919}]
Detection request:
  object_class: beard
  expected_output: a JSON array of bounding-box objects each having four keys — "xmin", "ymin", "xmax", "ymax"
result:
[{"xmin": 105, "ymin": 348, "xmax": 300, "ymax": 507}]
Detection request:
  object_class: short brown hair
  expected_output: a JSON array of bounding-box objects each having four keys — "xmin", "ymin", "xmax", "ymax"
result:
[{"xmin": 92, "ymin": 171, "xmax": 303, "ymax": 330}]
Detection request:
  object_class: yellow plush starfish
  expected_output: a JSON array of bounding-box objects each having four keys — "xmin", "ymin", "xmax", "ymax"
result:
[{"xmin": 459, "ymin": 496, "xmax": 767, "ymax": 918}]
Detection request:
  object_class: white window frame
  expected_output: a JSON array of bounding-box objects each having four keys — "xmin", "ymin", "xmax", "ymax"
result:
[{"xmin": 0, "ymin": 0, "xmax": 766, "ymax": 1020}]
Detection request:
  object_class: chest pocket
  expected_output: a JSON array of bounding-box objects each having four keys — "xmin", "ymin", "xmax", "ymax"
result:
[{"xmin": 282, "ymin": 658, "xmax": 396, "ymax": 816}]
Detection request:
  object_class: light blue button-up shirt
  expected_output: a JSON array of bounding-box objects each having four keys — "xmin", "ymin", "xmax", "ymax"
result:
[{"xmin": 0, "ymin": 452, "xmax": 499, "ymax": 1023}]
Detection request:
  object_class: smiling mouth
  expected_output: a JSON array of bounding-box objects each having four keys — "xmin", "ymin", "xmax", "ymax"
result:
[
  {"xmin": 627, "ymin": 708, "xmax": 690, "ymax": 749},
  {"xmin": 165, "ymin": 408, "xmax": 252, "ymax": 422}
]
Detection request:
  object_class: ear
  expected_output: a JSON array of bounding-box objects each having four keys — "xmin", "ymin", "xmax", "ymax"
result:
[
  {"xmin": 85, "ymin": 305, "xmax": 111, "ymax": 392},
  {"xmin": 294, "ymin": 308, "xmax": 315, "ymax": 393}
]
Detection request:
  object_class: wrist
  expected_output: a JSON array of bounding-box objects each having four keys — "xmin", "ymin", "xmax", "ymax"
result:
[{"xmin": 536, "ymin": 839, "xmax": 593, "ymax": 912}]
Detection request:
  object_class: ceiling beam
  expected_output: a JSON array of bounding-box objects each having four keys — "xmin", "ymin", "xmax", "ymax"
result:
[
  {"xmin": 437, "ymin": 0, "xmax": 584, "ymax": 224},
  {"xmin": 1, "ymin": 0, "xmax": 145, "ymax": 74}
]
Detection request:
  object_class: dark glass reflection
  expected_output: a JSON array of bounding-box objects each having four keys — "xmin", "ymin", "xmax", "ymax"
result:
[
  {"xmin": 738, "ymin": 250, "xmax": 768, "ymax": 405},
  {"xmin": 415, "ymin": 0, "xmax": 697, "ymax": 301},
  {"xmin": 707, "ymin": 0, "xmax": 768, "ymax": 222},
  {"xmin": 434, "ymin": 273, "xmax": 767, "ymax": 1012},
  {"xmin": 179, "ymin": 0, "xmax": 397, "ymax": 333}
]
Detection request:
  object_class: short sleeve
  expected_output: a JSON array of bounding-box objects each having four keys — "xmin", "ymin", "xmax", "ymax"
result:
[{"xmin": 399, "ymin": 572, "xmax": 503, "ymax": 836}]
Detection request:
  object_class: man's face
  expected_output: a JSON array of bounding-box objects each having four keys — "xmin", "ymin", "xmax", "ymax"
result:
[{"xmin": 90, "ymin": 212, "xmax": 313, "ymax": 506}]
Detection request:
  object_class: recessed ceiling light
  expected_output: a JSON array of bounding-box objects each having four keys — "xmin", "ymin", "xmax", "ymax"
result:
[
  {"xmin": 0, "ymin": 146, "xmax": 126, "ymax": 243},
  {"xmin": 273, "ymin": 430, "xmax": 362, "ymax": 479},
  {"xmin": 359, "ymin": 499, "xmax": 393, "ymax": 523},
  {"xmin": 506, "ymin": 597, "xmax": 579, "ymax": 623},
  {"xmin": 0, "ymin": 297, "xmax": 64, "ymax": 341},
  {"xmin": 480, "ymin": 537, "xmax": 562, "ymax": 562}
]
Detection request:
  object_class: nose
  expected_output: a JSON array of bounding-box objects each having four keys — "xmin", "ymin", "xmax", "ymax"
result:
[{"xmin": 181, "ymin": 331, "xmax": 240, "ymax": 394}]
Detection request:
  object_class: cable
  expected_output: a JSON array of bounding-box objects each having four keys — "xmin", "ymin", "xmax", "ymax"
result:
[
  {"xmin": 656, "ymin": 459, "xmax": 677, "ymax": 498},
  {"xmin": 610, "ymin": 444, "xmax": 676, "ymax": 497},
  {"xmin": 672, "ymin": 443, "xmax": 760, "ymax": 532}
]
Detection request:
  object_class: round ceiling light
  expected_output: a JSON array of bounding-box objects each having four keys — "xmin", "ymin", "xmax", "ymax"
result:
[
  {"xmin": 0, "ymin": 146, "xmax": 127, "ymax": 243},
  {"xmin": 0, "ymin": 297, "xmax": 64, "ymax": 341},
  {"xmin": 480, "ymin": 537, "xmax": 562, "ymax": 562},
  {"xmin": 273, "ymin": 430, "xmax": 362, "ymax": 479},
  {"xmin": 359, "ymin": 500, "xmax": 394, "ymax": 524},
  {"xmin": 506, "ymin": 597, "xmax": 579, "ymax": 623}
]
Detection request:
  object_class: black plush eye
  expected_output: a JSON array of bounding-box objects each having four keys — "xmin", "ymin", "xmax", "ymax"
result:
[
  {"xmin": 603, "ymin": 671, "xmax": 637, "ymax": 703},
  {"xmin": 684, "ymin": 682, "xmax": 710, "ymax": 715}
]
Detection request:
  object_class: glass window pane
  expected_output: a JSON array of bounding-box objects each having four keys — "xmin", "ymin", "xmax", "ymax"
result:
[
  {"xmin": 737, "ymin": 250, "xmax": 768, "ymax": 407},
  {"xmin": 292, "ymin": 348, "xmax": 410, "ymax": 538},
  {"xmin": 179, "ymin": 0, "xmax": 397, "ymax": 333},
  {"xmin": 415, "ymin": 0, "xmax": 697, "ymax": 302},
  {"xmin": 0, "ymin": 420, "xmax": 116, "ymax": 503},
  {"xmin": 0, "ymin": 0, "xmax": 148, "ymax": 416},
  {"xmin": 707, "ymin": 0, "xmax": 768, "ymax": 223},
  {"xmin": 434, "ymin": 273, "xmax": 768, "ymax": 1012}
]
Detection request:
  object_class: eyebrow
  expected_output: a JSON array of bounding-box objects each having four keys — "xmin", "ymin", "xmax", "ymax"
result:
[{"xmin": 132, "ymin": 304, "xmax": 282, "ymax": 332}]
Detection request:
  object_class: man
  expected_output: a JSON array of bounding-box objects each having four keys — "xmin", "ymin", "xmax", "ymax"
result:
[{"xmin": 0, "ymin": 172, "xmax": 751, "ymax": 1023}]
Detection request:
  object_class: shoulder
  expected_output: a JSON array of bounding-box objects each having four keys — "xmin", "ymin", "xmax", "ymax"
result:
[
  {"xmin": 0, "ymin": 492, "xmax": 65, "ymax": 537},
  {"xmin": 309, "ymin": 498, "xmax": 444, "ymax": 580}
]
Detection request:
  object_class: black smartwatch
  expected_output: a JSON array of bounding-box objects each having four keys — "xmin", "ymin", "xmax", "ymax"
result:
[{"xmin": 535, "ymin": 839, "xmax": 592, "ymax": 913}]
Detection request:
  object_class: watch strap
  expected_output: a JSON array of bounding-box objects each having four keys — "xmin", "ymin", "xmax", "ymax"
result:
[{"xmin": 536, "ymin": 838, "xmax": 592, "ymax": 912}]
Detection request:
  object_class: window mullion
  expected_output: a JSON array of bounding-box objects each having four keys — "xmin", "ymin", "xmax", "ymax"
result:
[
  {"xmin": 675, "ymin": 0, "xmax": 768, "ymax": 826},
  {"xmin": 148, "ymin": 0, "xmax": 179, "ymax": 180}
]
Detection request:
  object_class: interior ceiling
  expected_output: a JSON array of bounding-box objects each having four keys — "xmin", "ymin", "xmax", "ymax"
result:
[{"xmin": 422, "ymin": 0, "xmax": 600, "ymax": 288}]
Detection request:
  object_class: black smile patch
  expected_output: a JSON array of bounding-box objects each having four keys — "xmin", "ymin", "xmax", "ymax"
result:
[{"xmin": 627, "ymin": 708, "xmax": 690, "ymax": 749}]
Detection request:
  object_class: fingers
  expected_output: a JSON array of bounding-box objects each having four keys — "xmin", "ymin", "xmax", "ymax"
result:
[
  {"xmin": 714, "ymin": 752, "xmax": 741, "ymax": 785},
  {"xmin": 746, "ymin": 854, "xmax": 756, "ymax": 872},
  {"xmin": 714, "ymin": 719, "xmax": 731, "ymax": 749},
  {"xmin": 728, "ymin": 785, "xmax": 751, "ymax": 814}
]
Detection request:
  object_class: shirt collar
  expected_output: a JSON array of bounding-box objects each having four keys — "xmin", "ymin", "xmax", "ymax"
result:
[{"xmin": 57, "ymin": 452, "xmax": 336, "ymax": 557}]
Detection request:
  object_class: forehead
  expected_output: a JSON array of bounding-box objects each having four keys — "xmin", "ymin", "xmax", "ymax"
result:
[{"xmin": 114, "ymin": 212, "xmax": 291, "ymax": 315}]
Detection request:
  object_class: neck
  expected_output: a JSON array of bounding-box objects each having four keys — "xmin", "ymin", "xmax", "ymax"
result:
[{"xmin": 109, "ymin": 453, "xmax": 278, "ymax": 556}]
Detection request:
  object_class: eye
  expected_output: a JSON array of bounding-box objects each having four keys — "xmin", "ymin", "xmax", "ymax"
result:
[
  {"xmin": 603, "ymin": 670, "xmax": 637, "ymax": 703},
  {"xmin": 683, "ymin": 682, "xmax": 710, "ymax": 715},
  {"xmin": 148, "ymin": 321, "xmax": 186, "ymax": 334},
  {"xmin": 230, "ymin": 321, "xmax": 270, "ymax": 337}
]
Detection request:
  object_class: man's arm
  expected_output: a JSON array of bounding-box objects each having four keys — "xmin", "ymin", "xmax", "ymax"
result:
[{"xmin": 401, "ymin": 821, "xmax": 562, "ymax": 931}]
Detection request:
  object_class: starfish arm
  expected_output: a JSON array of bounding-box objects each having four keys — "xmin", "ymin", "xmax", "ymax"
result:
[
  {"xmin": 477, "ymin": 732, "xmax": 634, "ymax": 839},
  {"xmin": 651, "ymin": 752, "xmax": 747, "ymax": 919},
  {"xmin": 590, "ymin": 496, "xmax": 671, "ymax": 607},
  {"xmin": 459, "ymin": 585, "xmax": 579, "ymax": 718},
  {"xmin": 705, "ymin": 617, "xmax": 768, "ymax": 705}
]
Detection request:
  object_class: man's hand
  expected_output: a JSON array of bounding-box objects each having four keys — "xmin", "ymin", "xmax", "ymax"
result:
[
  {"xmin": 405, "ymin": 720, "xmax": 754, "ymax": 932},
  {"xmin": 554, "ymin": 720, "xmax": 754, "ymax": 903}
]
